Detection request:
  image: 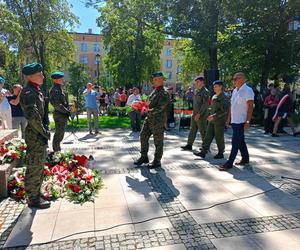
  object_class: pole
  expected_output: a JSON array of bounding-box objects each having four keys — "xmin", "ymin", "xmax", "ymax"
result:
[{"xmin": 97, "ymin": 61, "xmax": 100, "ymax": 86}]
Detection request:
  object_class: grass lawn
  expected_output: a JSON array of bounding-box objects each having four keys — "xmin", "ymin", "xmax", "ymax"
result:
[{"xmin": 50, "ymin": 116, "xmax": 133, "ymax": 130}]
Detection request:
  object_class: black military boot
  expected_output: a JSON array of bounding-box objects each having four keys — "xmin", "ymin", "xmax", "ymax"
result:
[
  {"xmin": 181, "ymin": 145, "xmax": 192, "ymax": 151},
  {"xmin": 214, "ymin": 153, "xmax": 224, "ymax": 159},
  {"xmin": 193, "ymin": 151, "xmax": 206, "ymax": 158},
  {"xmin": 134, "ymin": 156, "xmax": 149, "ymax": 165},
  {"xmin": 148, "ymin": 161, "xmax": 161, "ymax": 169},
  {"xmin": 28, "ymin": 197, "xmax": 51, "ymax": 209}
]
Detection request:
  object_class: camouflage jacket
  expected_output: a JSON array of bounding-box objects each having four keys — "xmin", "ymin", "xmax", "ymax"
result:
[
  {"xmin": 193, "ymin": 87, "xmax": 209, "ymax": 117},
  {"xmin": 49, "ymin": 84, "xmax": 69, "ymax": 118},
  {"xmin": 20, "ymin": 83, "xmax": 49, "ymax": 139},
  {"xmin": 209, "ymin": 92, "xmax": 229, "ymax": 122},
  {"xmin": 147, "ymin": 87, "xmax": 169, "ymax": 122}
]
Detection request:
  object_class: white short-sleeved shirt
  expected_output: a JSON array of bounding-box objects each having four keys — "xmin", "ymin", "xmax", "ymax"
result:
[
  {"xmin": 0, "ymin": 88, "xmax": 11, "ymax": 113},
  {"xmin": 230, "ymin": 83, "xmax": 254, "ymax": 124}
]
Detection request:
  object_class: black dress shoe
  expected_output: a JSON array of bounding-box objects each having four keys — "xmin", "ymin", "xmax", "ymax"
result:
[
  {"xmin": 28, "ymin": 198, "xmax": 51, "ymax": 209},
  {"xmin": 218, "ymin": 163, "xmax": 233, "ymax": 171},
  {"xmin": 148, "ymin": 161, "xmax": 161, "ymax": 169},
  {"xmin": 235, "ymin": 159, "xmax": 249, "ymax": 165},
  {"xmin": 214, "ymin": 153, "xmax": 224, "ymax": 159},
  {"xmin": 272, "ymin": 133, "xmax": 279, "ymax": 137},
  {"xmin": 181, "ymin": 145, "xmax": 192, "ymax": 151},
  {"xmin": 134, "ymin": 156, "xmax": 149, "ymax": 165},
  {"xmin": 194, "ymin": 151, "xmax": 206, "ymax": 158}
]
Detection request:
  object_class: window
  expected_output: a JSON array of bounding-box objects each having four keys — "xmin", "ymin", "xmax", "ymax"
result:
[
  {"xmin": 166, "ymin": 48, "xmax": 172, "ymax": 56},
  {"xmin": 94, "ymin": 43, "xmax": 101, "ymax": 52},
  {"xmin": 80, "ymin": 43, "xmax": 88, "ymax": 52},
  {"xmin": 81, "ymin": 56, "xmax": 88, "ymax": 64},
  {"xmin": 166, "ymin": 60, "xmax": 172, "ymax": 68},
  {"xmin": 94, "ymin": 57, "xmax": 100, "ymax": 65},
  {"xmin": 166, "ymin": 72, "xmax": 172, "ymax": 79}
]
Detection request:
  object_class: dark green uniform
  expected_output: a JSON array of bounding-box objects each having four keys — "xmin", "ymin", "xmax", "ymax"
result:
[
  {"xmin": 140, "ymin": 87, "xmax": 169, "ymax": 163},
  {"xmin": 187, "ymin": 87, "xmax": 209, "ymax": 145},
  {"xmin": 49, "ymin": 84, "xmax": 70, "ymax": 152},
  {"xmin": 201, "ymin": 92, "xmax": 229, "ymax": 154},
  {"xmin": 20, "ymin": 83, "xmax": 49, "ymax": 203}
]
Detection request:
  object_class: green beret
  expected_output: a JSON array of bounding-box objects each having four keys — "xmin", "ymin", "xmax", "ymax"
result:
[
  {"xmin": 213, "ymin": 80, "xmax": 223, "ymax": 86},
  {"xmin": 152, "ymin": 71, "xmax": 164, "ymax": 78},
  {"xmin": 22, "ymin": 63, "xmax": 43, "ymax": 76},
  {"xmin": 0, "ymin": 76, "xmax": 5, "ymax": 84},
  {"xmin": 51, "ymin": 71, "xmax": 64, "ymax": 79}
]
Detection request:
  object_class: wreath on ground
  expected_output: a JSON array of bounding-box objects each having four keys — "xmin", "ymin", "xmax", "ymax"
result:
[{"xmin": 1, "ymin": 140, "xmax": 102, "ymax": 204}]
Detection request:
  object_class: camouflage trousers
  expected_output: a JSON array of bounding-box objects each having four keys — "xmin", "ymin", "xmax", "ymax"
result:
[
  {"xmin": 202, "ymin": 121, "xmax": 225, "ymax": 154},
  {"xmin": 25, "ymin": 130, "xmax": 47, "ymax": 202},
  {"xmin": 140, "ymin": 119, "xmax": 164, "ymax": 162},
  {"xmin": 187, "ymin": 116, "xmax": 207, "ymax": 146},
  {"xmin": 53, "ymin": 116, "xmax": 68, "ymax": 152}
]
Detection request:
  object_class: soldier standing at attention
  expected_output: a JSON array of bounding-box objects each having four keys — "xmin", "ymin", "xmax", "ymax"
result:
[
  {"xmin": 49, "ymin": 72, "xmax": 70, "ymax": 152},
  {"xmin": 194, "ymin": 80, "xmax": 229, "ymax": 159},
  {"xmin": 134, "ymin": 72, "xmax": 169, "ymax": 169},
  {"xmin": 181, "ymin": 76, "xmax": 209, "ymax": 151},
  {"xmin": 20, "ymin": 63, "xmax": 50, "ymax": 209}
]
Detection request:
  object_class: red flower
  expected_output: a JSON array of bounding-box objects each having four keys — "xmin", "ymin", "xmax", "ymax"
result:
[
  {"xmin": 73, "ymin": 185, "xmax": 80, "ymax": 193},
  {"xmin": 80, "ymin": 167, "xmax": 87, "ymax": 174},
  {"xmin": 74, "ymin": 155, "xmax": 88, "ymax": 167},
  {"xmin": 85, "ymin": 175, "xmax": 93, "ymax": 182},
  {"xmin": 17, "ymin": 190, "xmax": 25, "ymax": 198},
  {"xmin": 11, "ymin": 153, "xmax": 18, "ymax": 159},
  {"xmin": 68, "ymin": 183, "xmax": 73, "ymax": 189},
  {"xmin": 11, "ymin": 179, "xmax": 17, "ymax": 186},
  {"xmin": 73, "ymin": 169, "xmax": 79, "ymax": 176},
  {"xmin": 21, "ymin": 145, "xmax": 27, "ymax": 150}
]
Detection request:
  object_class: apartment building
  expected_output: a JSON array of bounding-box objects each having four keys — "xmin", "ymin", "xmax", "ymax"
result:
[{"xmin": 72, "ymin": 29, "xmax": 180, "ymax": 89}]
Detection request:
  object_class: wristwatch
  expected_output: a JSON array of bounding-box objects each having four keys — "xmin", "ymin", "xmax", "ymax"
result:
[{"xmin": 246, "ymin": 120, "xmax": 250, "ymax": 124}]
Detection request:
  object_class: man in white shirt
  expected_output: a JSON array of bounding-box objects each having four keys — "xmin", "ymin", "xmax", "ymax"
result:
[
  {"xmin": 219, "ymin": 72, "xmax": 254, "ymax": 171},
  {"xmin": 0, "ymin": 76, "xmax": 12, "ymax": 129},
  {"xmin": 126, "ymin": 87, "xmax": 142, "ymax": 132}
]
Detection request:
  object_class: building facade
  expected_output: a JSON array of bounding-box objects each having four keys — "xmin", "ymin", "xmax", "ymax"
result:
[{"xmin": 72, "ymin": 29, "xmax": 180, "ymax": 89}]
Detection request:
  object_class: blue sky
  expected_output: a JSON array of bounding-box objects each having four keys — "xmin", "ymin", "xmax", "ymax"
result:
[{"xmin": 68, "ymin": 0, "xmax": 100, "ymax": 33}]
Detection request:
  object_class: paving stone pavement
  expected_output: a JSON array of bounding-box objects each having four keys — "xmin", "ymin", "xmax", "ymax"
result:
[{"xmin": 0, "ymin": 127, "xmax": 300, "ymax": 249}]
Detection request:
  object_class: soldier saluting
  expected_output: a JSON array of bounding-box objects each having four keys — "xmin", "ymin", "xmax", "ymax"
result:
[
  {"xmin": 20, "ymin": 63, "xmax": 50, "ymax": 209},
  {"xmin": 134, "ymin": 72, "xmax": 169, "ymax": 169},
  {"xmin": 49, "ymin": 72, "xmax": 70, "ymax": 152}
]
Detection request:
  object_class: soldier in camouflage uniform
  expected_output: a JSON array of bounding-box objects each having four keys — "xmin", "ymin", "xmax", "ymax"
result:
[
  {"xmin": 20, "ymin": 63, "xmax": 50, "ymax": 209},
  {"xmin": 181, "ymin": 76, "xmax": 209, "ymax": 151},
  {"xmin": 134, "ymin": 72, "xmax": 169, "ymax": 168},
  {"xmin": 194, "ymin": 80, "xmax": 229, "ymax": 159},
  {"xmin": 49, "ymin": 72, "xmax": 70, "ymax": 152}
]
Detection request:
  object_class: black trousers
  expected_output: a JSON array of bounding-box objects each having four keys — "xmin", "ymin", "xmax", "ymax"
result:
[{"xmin": 130, "ymin": 110, "xmax": 141, "ymax": 131}]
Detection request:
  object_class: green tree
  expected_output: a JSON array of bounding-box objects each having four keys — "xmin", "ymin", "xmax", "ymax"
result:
[
  {"xmin": 68, "ymin": 62, "xmax": 90, "ymax": 121},
  {"xmin": 96, "ymin": 0, "xmax": 164, "ymax": 88},
  {"xmin": 4, "ymin": 0, "xmax": 78, "ymax": 126}
]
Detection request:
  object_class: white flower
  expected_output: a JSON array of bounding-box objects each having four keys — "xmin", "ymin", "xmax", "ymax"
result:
[
  {"xmin": 80, "ymin": 180, "xmax": 85, "ymax": 186},
  {"xmin": 85, "ymin": 190, "xmax": 91, "ymax": 195},
  {"xmin": 20, "ymin": 139, "xmax": 25, "ymax": 143},
  {"xmin": 78, "ymin": 194, "xmax": 84, "ymax": 200}
]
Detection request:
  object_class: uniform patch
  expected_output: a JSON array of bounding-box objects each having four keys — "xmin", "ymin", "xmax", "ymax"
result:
[{"xmin": 25, "ymin": 91, "xmax": 31, "ymax": 94}]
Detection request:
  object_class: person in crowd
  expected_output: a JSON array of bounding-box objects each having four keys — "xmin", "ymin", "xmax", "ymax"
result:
[
  {"xmin": 134, "ymin": 72, "xmax": 169, "ymax": 169},
  {"xmin": 219, "ymin": 72, "xmax": 254, "ymax": 171},
  {"xmin": 113, "ymin": 88, "xmax": 120, "ymax": 106},
  {"xmin": 120, "ymin": 90, "xmax": 127, "ymax": 107},
  {"xmin": 272, "ymin": 84, "xmax": 296, "ymax": 137},
  {"xmin": 194, "ymin": 80, "xmax": 229, "ymax": 159},
  {"xmin": 126, "ymin": 87, "xmax": 142, "ymax": 132},
  {"xmin": 83, "ymin": 82, "xmax": 100, "ymax": 135},
  {"xmin": 7, "ymin": 84, "xmax": 27, "ymax": 138},
  {"xmin": 99, "ymin": 87, "xmax": 108, "ymax": 115},
  {"xmin": 49, "ymin": 72, "xmax": 70, "ymax": 152},
  {"xmin": 185, "ymin": 87, "xmax": 194, "ymax": 110},
  {"xmin": 0, "ymin": 76, "xmax": 12, "ymax": 129},
  {"xmin": 20, "ymin": 63, "xmax": 50, "ymax": 209},
  {"xmin": 165, "ymin": 86, "xmax": 176, "ymax": 130},
  {"xmin": 263, "ymin": 88, "xmax": 279, "ymax": 134},
  {"xmin": 181, "ymin": 76, "xmax": 209, "ymax": 151}
]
